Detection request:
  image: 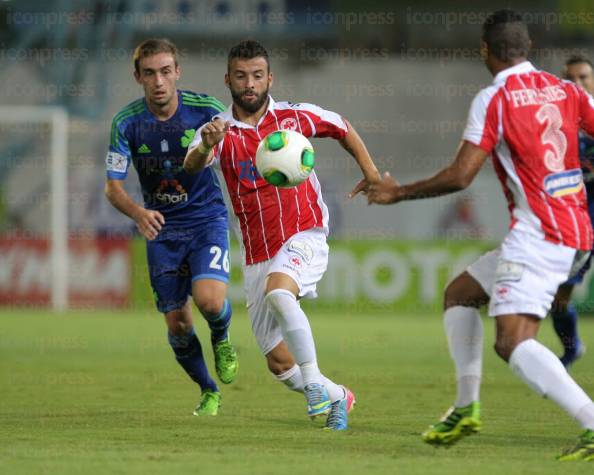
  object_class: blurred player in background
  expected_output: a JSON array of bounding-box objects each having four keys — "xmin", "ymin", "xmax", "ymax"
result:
[
  {"xmin": 184, "ymin": 40, "xmax": 380, "ymax": 430},
  {"xmin": 367, "ymin": 10, "xmax": 594, "ymax": 460},
  {"xmin": 104, "ymin": 39, "xmax": 238, "ymax": 416},
  {"xmin": 550, "ymin": 55, "xmax": 594, "ymax": 368}
]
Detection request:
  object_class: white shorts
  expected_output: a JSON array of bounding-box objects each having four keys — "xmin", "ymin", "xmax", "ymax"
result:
[
  {"xmin": 242, "ymin": 227, "xmax": 329, "ymax": 355},
  {"xmin": 466, "ymin": 229, "xmax": 577, "ymax": 318}
]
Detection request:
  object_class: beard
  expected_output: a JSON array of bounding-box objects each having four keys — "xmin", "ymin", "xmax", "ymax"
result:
[{"xmin": 230, "ymin": 85, "xmax": 269, "ymax": 113}]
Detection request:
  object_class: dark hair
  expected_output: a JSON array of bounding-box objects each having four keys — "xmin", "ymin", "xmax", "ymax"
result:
[
  {"xmin": 482, "ymin": 10, "xmax": 530, "ymax": 62},
  {"xmin": 133, "ymin": 38, "xmax": 178, "ymax": 73},
  {"xmin": 565, "ymin": 55, "xmax": 593, "ymax": 69},
  {"xmin": 227, "ymin": 40, "xmax": 270, "ymax": 71}
]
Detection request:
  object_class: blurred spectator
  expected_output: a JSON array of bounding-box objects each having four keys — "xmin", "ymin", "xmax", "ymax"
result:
[{"xmin": 437, "ymin": 194, "xmax": 485, "ymax": 240}]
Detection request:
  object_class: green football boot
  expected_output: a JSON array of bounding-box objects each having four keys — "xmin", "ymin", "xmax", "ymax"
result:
[
  {"xmin": 193, "ymin": 390, "xmax": 221, "ymax": 416},
  {"xmin": 422, "ymin": 401, "xmax": 481, "ymax": 446},
  {"xmin": 213, "ymin": 337, "xmax": 238, "ymax": 384},
  {"xmin": 557, "ymin": 429, "xmax": 594, "ymax": 461}
]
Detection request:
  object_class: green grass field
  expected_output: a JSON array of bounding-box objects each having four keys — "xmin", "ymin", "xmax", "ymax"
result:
[{"xmin": 1, "ymin": 307, "xmax": 593, "ymax": 474}]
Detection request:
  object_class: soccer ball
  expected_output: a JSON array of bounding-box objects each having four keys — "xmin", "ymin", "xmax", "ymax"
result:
[{"xmin": 255, "ymin": 130, "xmax": 315, "ymax": 188}]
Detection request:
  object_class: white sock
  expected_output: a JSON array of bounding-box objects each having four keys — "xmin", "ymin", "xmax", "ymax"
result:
[
  {"xmin": 265, "ymin": 289, "xmax": 322, "ymax": 386},
  {"xmin": 274, "ymin": 364, "xmax": 345, "ymax": 402},
  {"xmin": 509, "ymin": 339, "xmax": 594, "ymax": 430},
  {"xmin": 275, "ymin": 364, "xmax": 303, "ymax": 392},
  {"xmin": 444, "ymin": 306, "xmax": 483, "ymax": 407},
  {"xmin": 322, "ymin": 376, "xmax": 345, "ymax": 402}
]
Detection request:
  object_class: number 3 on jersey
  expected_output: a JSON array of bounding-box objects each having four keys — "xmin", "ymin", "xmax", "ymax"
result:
[
  {"xmin": 209, "ymin": 245, "xmax": 230, "ymax": 273},
  {"xmin": 536, "ymin": 103, "xmax": 568, "ymax": 172}
]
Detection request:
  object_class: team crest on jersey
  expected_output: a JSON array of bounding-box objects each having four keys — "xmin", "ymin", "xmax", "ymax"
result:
[
  {"xmin": 495, "ymin": 285, "xmax": 510, "ymax": 299},
  {"xmin": 290, "ymin": 256, "xmax": 302, "ymax": 268},
  {"xmin": 160, "ymin": 139, "xmax": 169, "ymax": 152},
  {"xmin": 544, "ymin": 169, "xmax": 584, "ymax": 198},
  {"xmin": 280, "ymin": 118, "xmax": 298, "ymax": 131},
  {"xmin": 180, "ymin": 129, "xmax": 196, "ymax": 148}
]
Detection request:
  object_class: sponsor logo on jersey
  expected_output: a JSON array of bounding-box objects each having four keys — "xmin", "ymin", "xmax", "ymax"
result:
[
  {"xmin": 152, "ymin": 159, "xmax": 188, "ymax": 204},
  {"xmin": 280, "ymin": 118, "xmax": 298, "ymax": 131},
  {"xmin": 153, "ymin": 183, "xmax": 188, "ymax": 204},
  {"xmin": 544, "ymin": 169, "xmax": 584, "ymax": 197},
  {"xmin": 137, "ymin": 144, "xmax": 151, "ymax": 153},
  {"xmin": 106, "ymin": 151, "xmax": 127, "ymax": 173}
]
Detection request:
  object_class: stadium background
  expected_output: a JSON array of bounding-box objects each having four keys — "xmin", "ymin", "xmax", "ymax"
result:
[{"xmin": 2, "ymin": 1, "xmax": 594, "ymax": 474}]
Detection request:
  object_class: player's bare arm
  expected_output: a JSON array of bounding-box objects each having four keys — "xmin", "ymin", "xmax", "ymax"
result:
[
  {"xmin": 104, "ymin": 179, "xmax": 164, "ymax": 240},
  {"xmin": 367, "ymin": 141, "xmax": 489, "ymax": 205},
  {"xmin": 183, "ymin": 118, "xmax": 230, "ymax": 174},
  {"xmin": 338, "ymin": 120, "xmax": 381, "ymax": 198}
]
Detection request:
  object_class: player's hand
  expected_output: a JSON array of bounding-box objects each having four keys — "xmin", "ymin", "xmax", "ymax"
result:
[
  {"xmin": 348, "ymin": 178, "xmax": 368, "ymax": 198},
  {"xmin": 347, "ymin": 171, "xmax": 381, "ymax": 198},
  {"xmin": 367, "ymin": 172, "xmax": 403, "ymax": 205},
  {"xmin": 134, "ymin": 209, "xmax": 165, "ymax": 240},
  {"xmin": 200, "ymin": 118, "xmax": 230, "ymax": 149}
]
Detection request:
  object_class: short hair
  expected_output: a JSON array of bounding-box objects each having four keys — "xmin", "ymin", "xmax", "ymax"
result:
[
  {"xmin": 133, "ymin": 38, "xmax": 178, "ymax": 73},
  {"xmin": 482, "ymin": 10, "xmax": 530, "ymax": 62},
  {"xmin": 565, "ymin": 55, "xmax": 593, "ymax": 69},
  {"xmin": 227, "ymin": 40, "xmax": 270, "ymax": 71}
]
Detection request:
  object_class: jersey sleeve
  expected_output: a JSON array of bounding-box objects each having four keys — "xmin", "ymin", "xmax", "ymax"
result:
[
  {"xmin": 578, "ymin": 87, "xmax": 594, "ymax": 137},
  {"xmin": 106, "ymin": 118, "xmax": 132, "ymax": 180},
  {"xmin": 291, "ymin": 103, "xmax": 348, "ymax": 139},
  {"xmin": 462, "ymin": 87, "xmax": 500, "ymax": 153}
]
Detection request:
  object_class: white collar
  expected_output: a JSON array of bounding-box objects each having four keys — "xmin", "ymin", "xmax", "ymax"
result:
[
  {"xmin": 218, "ymin": 96, "xmax": 276, "ymax": 129},
  {"xmin": 492, "ymin": 61, "xmax": 536, "ymax": 84}
]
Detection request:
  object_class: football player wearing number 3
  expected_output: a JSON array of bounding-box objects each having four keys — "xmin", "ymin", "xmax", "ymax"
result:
[{"xmin": 368, "ymin": 10, "xmax": 594, "ymax": 460}]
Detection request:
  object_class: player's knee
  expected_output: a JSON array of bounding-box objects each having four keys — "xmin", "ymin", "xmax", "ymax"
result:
[
  {"xmin": 444, "ymin": 273, "xmax": 487, "ymax": 310},
  {"xmin": 494, "ymin": 336, "xmax": 516, "ymax": 362},
  {"xmin": 196, "ymin": 297, "xmax": 225, "ymax": 319},
  {"xmin": 444, "ymin": 279, "xmax": 468, "ymax": 310},
  {"xmin": 264, "ymin": 289, "xmax": 295, "ymax": 315},
  {"xmin": 166, "ymin": 315, "xmax": 189, "ymax": 336},
  {"xmin": 266, "ymin": 356, "xmax": 294, "ymax": 375}
]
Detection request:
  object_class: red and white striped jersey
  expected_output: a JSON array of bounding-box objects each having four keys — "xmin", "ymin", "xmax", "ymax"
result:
[
  {"xmin": 190, "ymin": 97, "xmax": 348, "ymax": 265},
  {"xmin": 463, "ymin": 61, "xmax": 594, "ymax": 250}
]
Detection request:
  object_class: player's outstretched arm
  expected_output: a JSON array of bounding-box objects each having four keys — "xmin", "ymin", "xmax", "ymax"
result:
[
  {"xmin": 337, "ymin": 120, "xmax": 381, "ymax": 197},
  {"xmin": 367, "ymin": 141, "xmax": 489, "ymax": 205},
  {"xmin": 184, "ymin": 118, "xmax": 229, "ymax": 174},
  {"xmin": 105, "ymin": 179, "xmax": 164, "ymax": 240}
]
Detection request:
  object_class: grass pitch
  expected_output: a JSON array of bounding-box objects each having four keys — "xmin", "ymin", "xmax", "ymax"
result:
[{"xmin": 1, "ymin": 306, "xmax": 593, "ymax": 474}]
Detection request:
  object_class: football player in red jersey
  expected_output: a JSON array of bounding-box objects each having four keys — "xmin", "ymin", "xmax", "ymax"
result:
[
  {"xmin": 368, "ymin": 10, "xmax": 594, "ymax": 459},
  {"xmin": 185, "ymin": 40, "xmax": 380, "ymax": 430}
]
